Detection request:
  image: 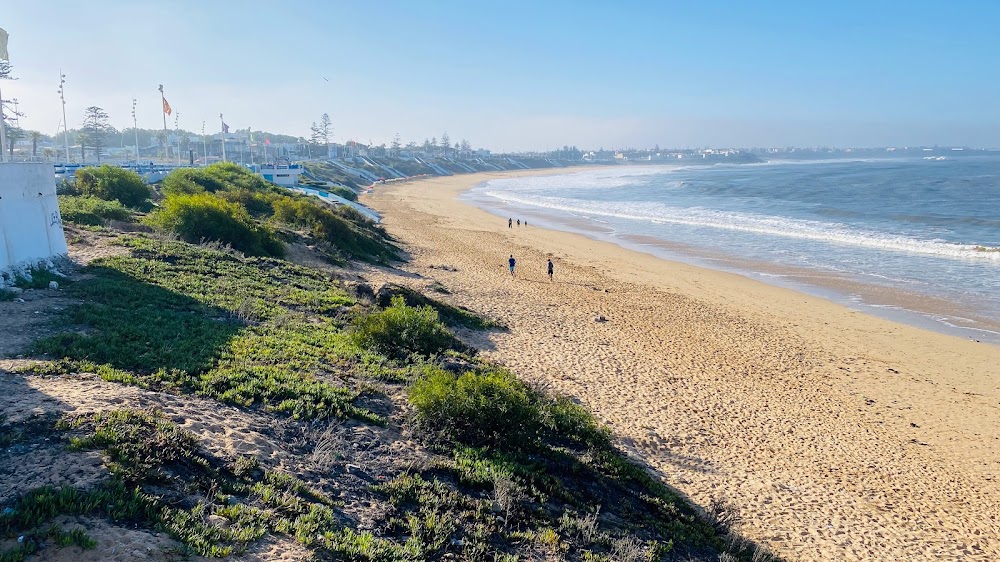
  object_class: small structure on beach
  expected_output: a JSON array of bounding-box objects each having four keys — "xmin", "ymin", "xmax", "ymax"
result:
[
  {"xmin": 0, "ymin": 163, "xmax": 68, "ymax": 285},
  {"xmin": 253, "ymin": 160, "xmax": 304, "ymax": 187}
]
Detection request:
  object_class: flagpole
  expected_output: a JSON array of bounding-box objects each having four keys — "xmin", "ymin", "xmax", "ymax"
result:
[
  {"xmin": 220, "ymin": 113, "xmax": 226, "ymax": 162},
  {"xmin": 174, "ymin": 112, "xmax": 180, "ymax": 166},
  {"xmin": 158, "ymin": 84, "xmax": 168, "ymax": 161},
  {"xmin": 201, "ymin": 121, "xmax": 207, "ymax": 166}
]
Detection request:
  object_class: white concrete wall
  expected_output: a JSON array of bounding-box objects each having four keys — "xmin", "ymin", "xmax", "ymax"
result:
[{"xmin": 0, "ymin": 163, "xmax": 68, "ymax": 285}]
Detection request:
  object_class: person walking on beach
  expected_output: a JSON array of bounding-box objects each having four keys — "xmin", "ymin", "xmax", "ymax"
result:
[
  {"xmin": 508, "ymin": 218, "xmax": 512, "ymax": 228},
  {"xmin": 516, "ymin": 219, "xmax": 521, "ymax": 227},
  {"xmin": 508, "ymin": 255, "xmax": 517, "ymax": 278},
  {"xmin": 547, "ymin": 258, "xmax": 554, "ymax": 281}
]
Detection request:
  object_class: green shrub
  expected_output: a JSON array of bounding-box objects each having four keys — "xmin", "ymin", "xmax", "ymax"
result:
[
  {"xmin": 75, "ymin": 165, "xmax": 151, "ymax": 208},
  {"xmin": 326, "ymin": 185, "xmax": 357, "ymax": 201},
  {"xmin": 56, "ymin": 178, "xmax": 78, "ymax": 195},
  {"xmin": 160, "ymin": 167, "xmax": 227, "ymax": 196},
  {"xmin": 272, "ymin": 196, "xmax": 396, "ymax": 262},
  {"xmin": 162, "ymin": 163, "xmax": 394, "ymax": 263},
  {"xmin": 217, "ymin": 188, "xmax": 276, "ymax": 217},
  {"xmin": 200, "ymin": 162, "xmax": 274, "ymax": 191},
  {"xmin": 147, "ymin": 193, "xmax": 283, "ymax": 257},
  {"xmin": 350, "ymin": 296, "xmax": 456, "ymax": 358},
  {"xmin": 409, "ymin": 365, "xmax": 543, "ymax": 450},
  {"xmin": 544, "ymin": 396, "xmax": 612, "ymax": 450},
  {"xmin": 58, "ymin": 195, "xmax": 132, "ymax": 226},
  {"xmin": 410, "ymin": 362, "xmax": 612, "ymax": 453},
  {"xmin": 161, "ymin": 162, "xmax": 276, "ymax": 197}
]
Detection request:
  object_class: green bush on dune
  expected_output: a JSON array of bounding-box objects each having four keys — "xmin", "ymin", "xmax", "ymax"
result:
[
  {"xmin": 146, "ymin": 192, "xmax": 283, "ymax": 257},
  {"xmin": 271, "ymin": 196, "xmax": 396, "ymax": 262},
  {"xmin": 350, "ymin": 295, "xmax": 456, "ymax": 358},
  {"xmin": 410, "ymin": 365, "xmax": 543, "ymax": 450},
  {"xmin": 161, "ymin": 162, "xmax": 273, "ymax": 196},
  {"xmin": 151, "ymin": 163, "xmax": 396, "ymax": 263},
  {"xmin": 58, "ymin": 195, "xmax": 133, "ymax": 226},
  {"xmin": 75, "ymin": 165, "xmax": 151, "ymax": 208},
  {"xmin": 409, "ymin": 363, "xmax": 612, "ymax": 452},
  {"xmin": 160, "ymin": 167, "xmax": 229, "ymax": 196}
]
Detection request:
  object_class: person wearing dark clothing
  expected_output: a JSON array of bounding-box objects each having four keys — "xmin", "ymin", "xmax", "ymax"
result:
[
  {"xmin": 508, "ymin": 255, "xmax": 516, "ymax": 277},
  {"xmin": 508, "ymin": 218, "xmax": 512, "ymax": 228},
  {"xmin": 547, "ymin": 258, "xmax": 554, "ymax": 281}
]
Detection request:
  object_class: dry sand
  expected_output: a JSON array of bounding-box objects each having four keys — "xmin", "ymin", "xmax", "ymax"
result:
[{"xmin": 362, "ymin": 170, "xmax": 1000, "ymax": 562}]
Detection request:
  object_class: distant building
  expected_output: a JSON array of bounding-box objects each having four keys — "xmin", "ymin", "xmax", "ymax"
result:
[{"xmin": 255, "ymin": 162, "xmax": 303, "ymax": 187}]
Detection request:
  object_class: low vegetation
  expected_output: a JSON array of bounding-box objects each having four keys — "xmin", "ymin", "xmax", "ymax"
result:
[
  {"xmin": 146, "ymin": 192, "xmax": 284, "ymax": 257},
  {"xmin": 147, "ymin": 162, "xmax": 397, "ymax": 263},
  {"xmin": 375, "ymin": 283, "xmax": 504, "ymax": 330},
  {"xmin": 56, "ymin": 195, "xmax": 133, "ymax": 226},
  {"xmin": 300, "ymin": 178, "xmax": 358, "ymax": 201},
  {"xmin": 4, "ymin": 206, "xmax": 778, "ymax": 560},
  {"xmin": 10, "ymin": 267, "xmax": 65, "ymax": 290},
  {"xmin": 350, "ymin": 295, "xmax": 460, "ymax": 359},
  {"xmin": 73, "ymin": 165, "xmax": 151, "ymax": 208},
  {"xmin": 270, "ymin": 196, "xmax": 397, "ymax": 262}
]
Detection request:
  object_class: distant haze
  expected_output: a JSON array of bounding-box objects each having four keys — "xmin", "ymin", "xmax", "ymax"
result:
[{"xmin": 4, "ymin": 0, "xmax": 999, "ymax": 150}]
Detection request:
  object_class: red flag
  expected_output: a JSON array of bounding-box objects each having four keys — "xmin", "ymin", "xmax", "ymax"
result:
[
  {"xmin": 264, "ymin": 138, "xmax": 270, "ymax": 146},
  {"xmin": 162, "ymin": 98, "xmax": 172, "ymax": 116}
]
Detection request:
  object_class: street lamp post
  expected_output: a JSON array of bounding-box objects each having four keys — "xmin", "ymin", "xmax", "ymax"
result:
[
  {"xmin": 0, "ymin": 87, "xmax": 7, "ymax": 164},
  {"xmin": 132, "ymin": 98, "xmax": 138, "ymax": 163},
  {"xmin": 58, "ymin": 71, "xmax": 70, "ymax": 163}
]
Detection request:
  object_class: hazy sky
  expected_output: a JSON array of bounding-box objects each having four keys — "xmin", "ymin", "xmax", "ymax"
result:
[{"xmin": 3, "ymin": 0, "xmax": 999, "ymax": 150}]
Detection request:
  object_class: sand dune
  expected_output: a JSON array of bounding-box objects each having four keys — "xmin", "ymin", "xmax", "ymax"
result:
[{"xmin": 363, "ymin": 171, "xmax": 1000, "ymax": 562}]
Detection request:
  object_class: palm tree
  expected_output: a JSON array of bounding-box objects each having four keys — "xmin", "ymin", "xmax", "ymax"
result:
[
  {"xmin": 29, "ymin": 131, "xmax": 42, "ymax": 158},
  {"xmin": 77, "ymin": 132, "xmax": 87, "ymax": 161},
  {"xmin": 6, "ymin": 127, "xmax": 24, "ymax": 159}
]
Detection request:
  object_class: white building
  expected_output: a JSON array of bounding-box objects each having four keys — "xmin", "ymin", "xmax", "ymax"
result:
[{"xmin": 256, "ymin": 162, "xmax": 304, "ymax": 187}]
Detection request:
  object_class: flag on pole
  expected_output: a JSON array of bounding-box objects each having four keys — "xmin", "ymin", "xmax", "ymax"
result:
[
  {"xmin": 162, "ymin": 97, "xmax": 172, "ymax": 116},
  {"xmin": 0, "ymin": 28, "xmax": 9, "ymax": 61},
  {"xmin": 222, "ymin": 122, "xmax": 230, "ymax": 134},
  {"xmin": 264, "ymin": 138, "xmax": 270, "ymax": 146}
]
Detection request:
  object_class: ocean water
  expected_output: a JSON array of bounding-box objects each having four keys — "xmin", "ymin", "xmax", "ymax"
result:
[{"xmin": 464, "ymin": 156, "xmax": 1000, "ymax": 343}]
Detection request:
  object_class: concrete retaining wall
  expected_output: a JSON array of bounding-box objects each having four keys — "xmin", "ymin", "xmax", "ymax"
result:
[{"xmin": 0, "ymin": 163, "xmax": 68, "ymax": 285}]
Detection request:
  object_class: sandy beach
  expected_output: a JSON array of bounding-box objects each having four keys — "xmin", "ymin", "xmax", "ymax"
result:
[{"xmin": 362, "ymin": 170, "xmax": 1000, "ymax": 562}]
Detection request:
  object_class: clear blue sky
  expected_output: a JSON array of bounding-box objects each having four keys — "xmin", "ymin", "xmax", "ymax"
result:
[{"xmin": 4, "ymin": 0, "xmax": 999, "ymax": 150}]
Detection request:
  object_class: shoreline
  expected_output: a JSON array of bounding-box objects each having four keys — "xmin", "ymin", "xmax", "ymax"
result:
[
  {"xmin": 363, "ymin": 170, "xmax": 1000, "ymax": 561},
  {"xmin": 460, "ymin": 167, "xmax": 1000, "ymax": 345}
]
